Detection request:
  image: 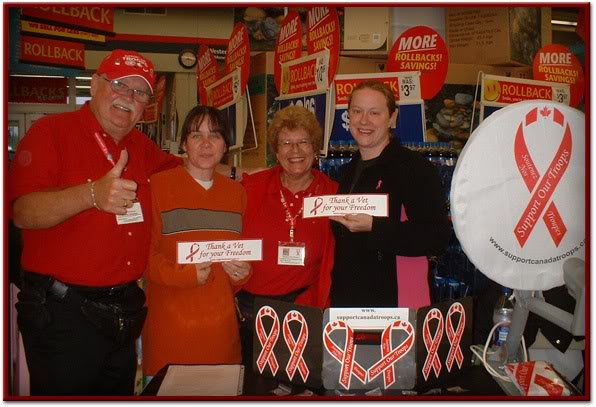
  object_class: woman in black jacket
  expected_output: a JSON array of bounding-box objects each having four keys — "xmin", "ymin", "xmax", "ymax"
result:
[{"xmin": 330, "ymin": 80, "xmax": 450, "ymax": 307}]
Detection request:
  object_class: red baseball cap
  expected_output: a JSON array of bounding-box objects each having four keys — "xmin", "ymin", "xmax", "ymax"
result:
[{"xmin": 96, "ymin": 49, "xmax": 156, "ymax": 92}]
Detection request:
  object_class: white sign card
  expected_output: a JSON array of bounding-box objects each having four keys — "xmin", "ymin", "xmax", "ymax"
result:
[
  {"xmin": 177, "ymin": 239, "xmax": 263, "ymax": 264},
  {"xmin": 302, "ymin": 194, "xmax": 389, "ymax": 218}
]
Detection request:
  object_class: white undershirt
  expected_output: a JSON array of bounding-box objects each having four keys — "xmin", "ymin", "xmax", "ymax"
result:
[{"xmin": 193, "ymin": 178, "xmax": 213, "ymax": 190}]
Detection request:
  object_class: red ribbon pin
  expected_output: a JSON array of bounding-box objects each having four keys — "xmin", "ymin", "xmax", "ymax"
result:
[
  {"xmin": 422, "ymin": 308, "xmax": 444, "ymax": 381},
  {"xmin": 514, "ymin": 106, "xmax": 572, "ymax": 247},
  {"xmin": 283, "ymin": 311, "xmax": 310, "ymax": 382},
  {"xmin": 445, "ymin": 302, "xmax": 465, "ymax": 372},
  {"xmin": 323, "ymin": 320, "xmax": 367, "ymax": 390},
  {"xmin": 367, "ymin": 320, "xmax": 415, "ymax": 388},
  {"xmin": 255, "ymin": 306, "xmax": 280, "ymax": 375}
]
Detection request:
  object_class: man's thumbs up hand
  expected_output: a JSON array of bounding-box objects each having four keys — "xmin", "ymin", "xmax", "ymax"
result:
[{"xmin": 93, "ymin": 150, "xmax": 138, "ymax": 214}]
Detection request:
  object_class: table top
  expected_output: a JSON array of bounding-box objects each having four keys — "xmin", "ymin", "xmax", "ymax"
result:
[{"xmin": 141, "ymin": 363, "xmax": 506, "ymax": 398}]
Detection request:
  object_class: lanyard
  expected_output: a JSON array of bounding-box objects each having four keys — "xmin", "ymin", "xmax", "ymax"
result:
[
  {"xmin": 93, "ymin": 132, "xmax": 116, "ymax": 166},
  {"xmin": 279, "ymin": 184, "xmax": 319, "ymax": 243}
]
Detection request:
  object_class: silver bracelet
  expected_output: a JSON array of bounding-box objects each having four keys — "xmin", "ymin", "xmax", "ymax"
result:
[{"xmin": 90, "ymin": 181, "xmax": 100, "ymax": 210}]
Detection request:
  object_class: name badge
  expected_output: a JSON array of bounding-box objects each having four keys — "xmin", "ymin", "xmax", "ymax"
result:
[
  {"xmin": 303, "ymin": 194, "xmax": 389, "ymax": 218},
  {"xmin": 177, "ymin": 239, "xmax": 263, "ymax": 264},
  {"xmin": 116, "ymin": 201, "xmax": 144, "ymax": 225},
  {"xmin": 277, "ymin": 242, "xmax": 306, "ymax": 266}
]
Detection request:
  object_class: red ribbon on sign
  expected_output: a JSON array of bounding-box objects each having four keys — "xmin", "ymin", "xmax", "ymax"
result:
[
  {"xmin": 535, "ymin": 374, "xmax": 565, "ymax": 396},
  {"xmin": 367, "ymin": 320, "xmax": 415, "ymax": 388},
  {"xmin": 323, "ymin": 320, "xmax": 367, "ymax": 390},
  {"xmin": 422, "ymin": 308, "xmax": 444, "ymax": 381},
  {"xmin": 255, "ymin": 306, "xmax": 280, "ymax": 375},
  {"xmin": 283, "ymin": 311, "xmax": 310, "ymax": 382},
  {"xmin": 185, "ymin": 243, "xmax": 200, "ymax": 262},
  {"xmin": 310, "ymin": 197, "xmax": 323, "ymax": 215},
  {"xmin": 445, "ymin": 302, "xmax": 465, "ymax": 372},
  {"xmin": 514, "ymin": 106, "xmax": 572, "ymax": 248}
]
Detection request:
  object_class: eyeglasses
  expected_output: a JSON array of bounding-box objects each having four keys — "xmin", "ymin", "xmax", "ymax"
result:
[
  {"xmin": 278, "ymin": 139, "xmax": 312, "ymax": 150},
  {"xmin": 100, "ymin": 76, "xmax": 152, "ymax": 103}
]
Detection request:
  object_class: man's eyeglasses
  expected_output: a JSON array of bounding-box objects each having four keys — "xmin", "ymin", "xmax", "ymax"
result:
[
  {"xmin": 278, "ymin": 139, "xmax": 312, "ymax": 150},
  {"xmin": 100, "ymin": 76, "xmax": 152, "ymax": 103}
]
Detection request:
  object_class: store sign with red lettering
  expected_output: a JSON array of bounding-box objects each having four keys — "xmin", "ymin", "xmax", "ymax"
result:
[
  {"xmin": 334, "ymin": 72, "xmax": 421, "ymax": 107},
  {"xmin": 21, "ymin": 6, "xmax": 114, "ymax": 36},
  {"xmin": 20, "ymin": 35, "xmax": 85, "ymax": 69},
  {"xmin": 207, "ymin": 69, "xmax": 241, "ymax": 109},
  {"xmin": 533, "ymin": 44, "xmax": 584, "ymax": 108},
  {"xmin": 21, "ymin": 20, "xmax": 106, "ymax": 44},
  {"xmin": 224, "ymin": 22, "xmax": 250, "ymax": 95},
  {"xmin": 198, "ymin": 45, "xmax": 221, "ymax": 105},
  {"xmin": 481, "ymin": 74, "xmax": 570, "ymax": 106},
  {"xmin": 280, "ymin": 50, "xmax": 329, "ymax": 97},
  {"xmin": 387, "ymin": 26, "xmax": 448, "ymax": 100},
  {"xmin": 306, "ymin": 7, "xmax": 340, "ymax": 85},
  {"xmin": 274, "ymin": 11, "xmax": 302, "ymax": 94},
  {"xmin": 9, "ymin": 76, "xmax": 67, "ymax": 104}
]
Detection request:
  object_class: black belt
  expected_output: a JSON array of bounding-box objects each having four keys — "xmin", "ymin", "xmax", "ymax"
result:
[{"xmin": 23, "ymin": 271, "xmax": 137, "ymax": 301}]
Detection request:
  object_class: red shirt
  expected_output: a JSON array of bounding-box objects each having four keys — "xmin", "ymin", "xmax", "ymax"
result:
[
  {"xmin": 8, "ymin": 102, "xmax": 181, "ymax": 286},
  {"xmin": 241, "ymin": 166, "xmax": 338, "ymax": 304}
]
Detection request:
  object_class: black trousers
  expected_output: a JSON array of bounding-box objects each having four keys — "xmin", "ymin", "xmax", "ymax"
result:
[{"xmin": 16, "ymin": 277, "xmax": 139, "ymax": 396}]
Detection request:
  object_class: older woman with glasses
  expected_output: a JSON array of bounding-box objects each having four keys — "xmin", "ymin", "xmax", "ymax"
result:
[{"xmin": 236, "ymin": 105, "xmax": 337, "ymax": 366}]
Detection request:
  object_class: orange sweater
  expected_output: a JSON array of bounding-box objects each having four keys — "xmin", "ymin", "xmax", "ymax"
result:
[{"xmin": 142, "ymin": 166, "xmax": 248, "ymax": 376}]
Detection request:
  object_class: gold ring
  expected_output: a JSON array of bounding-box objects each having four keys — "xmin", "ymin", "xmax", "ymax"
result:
[{"xmin": 123, "ymin": 200, "xmax": 128, "ymax": 208}]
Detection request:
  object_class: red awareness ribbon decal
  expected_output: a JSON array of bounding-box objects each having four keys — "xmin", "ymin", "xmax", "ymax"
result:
[
  {"xmin": 514, "ymin": 106, "xmax": 572, "ymax": 247},
  {"xmin": 445, "ymin": 302, "xmax": 465, "ymax": 372},
  {"xmin": 310, "ymin": 197, "xmax": 323, "ymax": 215},
  {"xmin": 255, "ymin": 306, "xmax": 280, "ymax": 375},
  {"xmin": 185, "ymin": 243, "xmax": 200, "ymax": 262},
  {"xmin": 283, "ymin": 310, "xmax": 310, "ymax": 382},
  {"xmin": 323, "ymin": 320, "xmax": 367, "ymax": 390},
  {"xmin": 421, "ymin": 308, "xmax": 444, "ymax": 381},
  {"xmin": 367, "ymin": 320, "xmax": 415, "ymax": 388}
]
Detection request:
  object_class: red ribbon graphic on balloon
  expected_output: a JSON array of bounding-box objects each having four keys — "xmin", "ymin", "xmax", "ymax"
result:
[
  {"xmin": 255, "ymin": 306, "xmax": 280, "ymax": 375},
  {"xmin": 514, "ymin": 106, "xmax": 572, "ymax": 248},
  {"xmin": 283, "ymin": 310, "xmax": 310, "ymax": 382}
]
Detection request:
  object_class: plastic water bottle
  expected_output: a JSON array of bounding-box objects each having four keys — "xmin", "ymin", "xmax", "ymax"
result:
[{"xmin": 490, "ymin": 287, "xmax": 514, "ymax": 361}]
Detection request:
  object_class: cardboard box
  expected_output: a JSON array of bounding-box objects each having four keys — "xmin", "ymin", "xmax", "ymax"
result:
[
  {"xmin": 445, "ymin": 7, "xmax": 549, "ymax": 66},
  {"xmin": 343, "ymin": 7, "xmax": 389, "ymax": 51}
]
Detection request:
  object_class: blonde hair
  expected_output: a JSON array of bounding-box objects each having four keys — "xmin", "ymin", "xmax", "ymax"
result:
[{"xmin": 267, "ymin": 105, "xmax": 322, "ymax": 153}]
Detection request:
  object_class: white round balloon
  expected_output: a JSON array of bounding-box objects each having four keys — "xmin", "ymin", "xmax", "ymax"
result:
[{"xmin": 451, "ymin": 100, "xmax": 585, "ymax": 290}]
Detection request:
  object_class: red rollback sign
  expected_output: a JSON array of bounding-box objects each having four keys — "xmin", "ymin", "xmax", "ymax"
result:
[
  {"xmin": 20, "ymin": 35, "xmax": 85, "ymax": 69},
  {"xmin": 306, "ymin": 6, "xmax": 340, "ymax": 85},
  {"xmin": 198, "ymin": 45, "xmax": 221, "ymax": 106},
  {"xmin": 21, "ymin": 6, "xmax": 114, "ymax": 36},
  {"xmin": 533, "ymin": 44, "xmax": 584, "ymax": 108},
  {"xmin": 274, "ymin": 11, "xmax": 302, "ymax": 94},
  {"xmin": 387, "ymin": 26, "xmax": 448, "ymax": 100},
  {"xmin": 224, "ymin": 22, "xmax": 250, "ymax": 95},
  {"xmin": 9, "ymin": 76, "xmax": 67, "ymax": 104}
]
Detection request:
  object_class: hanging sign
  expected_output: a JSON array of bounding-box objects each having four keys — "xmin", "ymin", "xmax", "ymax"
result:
[
  {"xmin": 306, "ymin": 6, "xmax": 340, "ymax": 86},
  {"xmin": 140, "ymin": 76, "xmax": 166, "ymax": 124},
  {"xmin": 21, "ymin": 6, "xmax": 114, "ymax": 36},
  {"xmin": 451, "ymin": 101, "xmax": 585, "ymax": 291},
  {"xmin": 224, "ymin": 22, "xmax": 250, "ymax": 95},
  {"xmin": 207, "ymin": 69, "xmax": 241, "ymax": 109},
  {"xmin": 197, "ymin": 45, "xmax": 221, "ymax": 106},
  {"xmin": 9, "ymin": 76, "xmax": 67, "ymax": 104},
  {"xmin": 280, "ymin": 49, "xmax": 329, "ymax": 97},
  {"xmin": 387, "ymin": 26, "xmax": 448, "ymax": 100},
  {"xmin": 21, "ymin": 20, "xmax": 106, "ymax": 44},
  {"xmin": 274, "ymin": 11, "xmax": 302, "ymax": 94},
  {"xmin": 20, "ymin": 35, "xmax": 85, "ymax": 69},
  {"xmin": 533, "ymin": 44, "xmax": 584, "ymax": 108}
]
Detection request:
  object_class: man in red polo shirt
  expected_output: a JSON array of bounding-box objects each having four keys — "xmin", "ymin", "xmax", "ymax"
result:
[{"xmin": 9, "ymin": 49, "xmax": 180, "ymax": 396}]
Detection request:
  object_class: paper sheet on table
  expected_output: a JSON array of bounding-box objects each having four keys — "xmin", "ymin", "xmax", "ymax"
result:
[{"xmin": 157, "ymin": 365, "xmax": 244, "ymax": 396}]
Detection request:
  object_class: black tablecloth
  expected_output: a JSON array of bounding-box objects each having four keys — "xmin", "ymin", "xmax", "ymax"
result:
[{"xmin": 141, "ymin": 363, "xmax": 505, "ymax": 398}]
